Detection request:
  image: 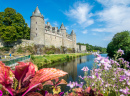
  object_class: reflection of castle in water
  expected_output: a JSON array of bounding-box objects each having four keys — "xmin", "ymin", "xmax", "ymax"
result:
[{"xmin": 52, "ymin": 56, "xmax": 87, "ymax": 81}]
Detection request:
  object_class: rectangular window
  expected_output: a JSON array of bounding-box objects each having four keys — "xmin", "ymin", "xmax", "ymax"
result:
[{"xmin": 36, "ymin": 28, "xmax": 37, "ymax": 30}]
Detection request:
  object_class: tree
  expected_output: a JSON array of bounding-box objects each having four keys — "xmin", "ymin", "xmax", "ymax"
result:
[
  {"xmin": 107, "ymin": 31, "xmax": 130, "ymax": 61},
  {"xmin": 0, "ymin": 8, "xmax": 30, "ymax": 45}
]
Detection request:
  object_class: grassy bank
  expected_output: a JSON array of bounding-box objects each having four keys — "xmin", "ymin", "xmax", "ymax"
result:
[{"xmin": 31, "ymin": 53, "xmax": 89, "ymax": 68}]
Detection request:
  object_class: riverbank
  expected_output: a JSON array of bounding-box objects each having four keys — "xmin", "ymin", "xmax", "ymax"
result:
[{"xmin": 31, "ymin": 53, "xmax": 90, "ymax": 68}]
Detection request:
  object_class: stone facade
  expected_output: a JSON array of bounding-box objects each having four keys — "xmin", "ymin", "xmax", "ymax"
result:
[
  {"xmin": 76, "ymin": 45, "xmax": 87, "ymax": 52},
  {"xmin": 30, "ymin": 6, "xmax": 77, "ymax": 50}
]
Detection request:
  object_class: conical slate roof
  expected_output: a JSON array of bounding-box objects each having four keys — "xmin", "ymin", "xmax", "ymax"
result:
[
  {"xmin": 71, "ymin": 30, "xmax": 76, "ymax": 35},
  {"xmin": 60, "ymin": 23, "xmax": 66, "ymax": 30},
  {"xmin": 32, "ymin": 6, "xmax": 43, "ymax": 17}
]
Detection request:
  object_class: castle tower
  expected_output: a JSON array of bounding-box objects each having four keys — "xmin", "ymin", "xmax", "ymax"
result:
[
  {"xmin": 60, "ymin": 23, "xmax": 66, "ymax": 47},
  {"xmin": 71, "ymin": 30, "xmax": 76, "ymax": 50},
  {"xmin": 30, "ymin": 6, "xmax": 45, "ymax": 45}
]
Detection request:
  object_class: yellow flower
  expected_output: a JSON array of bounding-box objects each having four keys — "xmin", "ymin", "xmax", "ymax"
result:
[{"xmin": 52, "ymin": 86, "xmax": 61, "ymax": 95}]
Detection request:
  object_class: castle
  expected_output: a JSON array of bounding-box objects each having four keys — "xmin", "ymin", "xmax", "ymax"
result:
[
  {"xmin": 0, "ymin": 6, "xmax": 86, "ymax": 52},
  {"xmin": 30, "ymin": 6, "xmax": 77, "ymax": 50}
]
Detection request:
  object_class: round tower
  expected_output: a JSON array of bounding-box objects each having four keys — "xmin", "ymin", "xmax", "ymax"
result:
[
  {"xmin": 60, "ymin": 23, "xmax": 66, "ymax": 47},
  {"xmin": 71, "ymin": 30, "xmax": 76, "ymax": 50},
  {"xmin": 30, "ymin": 6, "xmax": 45, "ymax": 45}
]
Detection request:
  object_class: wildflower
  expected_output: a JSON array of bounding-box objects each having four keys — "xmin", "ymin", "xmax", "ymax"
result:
[
  {"xmin": 120, "ymin": 87, "xmax": 129, "ymax": 95},
  {"xmin": 77, "ymin": 82, "xmax": 84, "ymax": 88},
  {"xmin": 81, "ymin": 66, "xmax": 89, "ymax": 71},
  {"xmin": 78, "ymin": 75, "xmax": 86, "ymax": 79},
  {"xmin": 117, "ymin": 49, "xmax": 124, "ymax": 55},
  {"xmin": 67, "ymin": 81, "xmax": 76, "ymax": 88},
  {"xmin": 119, "ymin": 75, "xmax": 126, "ymax": 81},
  {"xmin": 52, "ymin": 86, "xmax": 61, "ymax": 95},
  {"xmin": 124, "ymin": 70, "xmax": 130, "ymax": 76}
]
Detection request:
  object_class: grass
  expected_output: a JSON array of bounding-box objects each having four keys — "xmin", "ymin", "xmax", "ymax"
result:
[{"xmin": 31, "ymin": 53, "xmax": 89, "ymax": 68}]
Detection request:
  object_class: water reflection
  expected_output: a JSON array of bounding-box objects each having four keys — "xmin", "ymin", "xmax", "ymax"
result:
[{"xmin": 44, "ymin": 54, "xmax": 107, "ymax": 93}]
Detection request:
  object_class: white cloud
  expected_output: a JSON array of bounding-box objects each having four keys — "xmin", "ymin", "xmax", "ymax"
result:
[
  {"xmin": 65, "ymin": 2, "xmax": 94, "ymax": 28},
  {"xmin": 44, "ymin": 18, "xmax": 49, "ymax": 22},
  {"xmin": 103, "ymin": 34, "xmax": 115, "ymax": 41},
  {"xmin": 65, "ymin": 26, "xmax": 69, "ymax": 30},
  {"xmin": 82, "ymin": 30, "xmax": 88, "ymax": 34},
  {"xmin": 92, "ymin": 1, "xmax": 130, "ymax": 33},
  {"xmin": 96, "ymin": 0, "xmax": 130, "ymax": 7},
  {"xmin": 92, "ymin": 33, "xmax": 97, "ymax": 35},
  {"xmin": 53, "ymin": 21, "xmax": 58, "ymax": 27}
]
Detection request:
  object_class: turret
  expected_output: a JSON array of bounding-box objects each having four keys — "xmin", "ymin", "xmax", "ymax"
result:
[
  {"xmin": 60, "ymin": 23, "xmax": 66, "ymax": 47},
  {"xmin": 30, "ymin": 5, "xmax": 45, "ymax": 45},
  {"xmin": 71, "ymin": 30, "xmax": 76, "ymax": 50}
]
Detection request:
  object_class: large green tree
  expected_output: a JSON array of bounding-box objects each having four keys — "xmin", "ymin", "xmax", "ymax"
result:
[
  {"xmin": 0, "ymin": 8, "xmax": 30, "ymax": 45},
  {"xmin": 107, "ymin": 31, "xmax": 130, "ymax": 61}
]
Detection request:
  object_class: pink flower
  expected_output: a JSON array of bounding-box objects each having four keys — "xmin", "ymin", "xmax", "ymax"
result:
[
  {"xmin": 81, "ymin": 66, "xmax": 89, "ymax": 71},
  {"xmin": 78, "ymin": 75, "xmax": 86, "ymax": 79},
  {"xmin": 124, "ymin": 70, "xmax": 130, "ymax": 76},
  {"xmin": 117, "ymin": 49, "xmax": 124, "ymax": 55},
  {"xmin": 120, "ymin": 87, "xmax": 129, "ymax": 94},
  {"xmin": 67, "ymin": 81, "xmax": 76, "ymax": 88}
]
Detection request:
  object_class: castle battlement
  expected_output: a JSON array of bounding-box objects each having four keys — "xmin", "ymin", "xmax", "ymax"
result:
[{"xmin": 30, "ymin": 6, "xmax": 76, "ymax": 49}]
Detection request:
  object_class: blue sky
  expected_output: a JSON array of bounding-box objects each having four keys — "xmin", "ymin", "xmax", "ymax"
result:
[{"xmin": 1, "ymin": 0, "xmax": 130, "ymax": 47}]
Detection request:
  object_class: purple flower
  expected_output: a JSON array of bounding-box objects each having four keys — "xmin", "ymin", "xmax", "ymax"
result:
[
  {"xmin": 67, "ymin": 81, "xmax": 76, "ymax": 88},
  {"xmin": 77, "ymin": 82, "xmax": 84, "ymax": 88},
  {"xmin": 126, "ymin": 80, "xmax": 130, "ymax": 85},
  {"xmin": 119, "ymin": 75, "xmax": 126, "ymax": 81},
  {"xmin": 120, "ymin": 94, "xmax": 124, "ymax": 96},
  {"xmin": 78, "ymin": 75, "xmax": 86, "ymax": 79},
  {"xmin": 124, "ymin": 70, "xmax": 130, "ymax": 76},
  {"xmin": 81, "ymin": 66, "xmax": 89, "ymax": 71},
  {"xmin": 0, "ymin": 90, "xmax": 2, "ymax": 96},
  {"xmin": 117, "ymin": 49, "xmax": 124, "ymax": 55},
  {"xmin": 120, "ymin": 87, "xmax": 129, "ymax": 94},
  {"xmin": 59, "ymin": 92, "xmax": 64, "ymax": 96}
]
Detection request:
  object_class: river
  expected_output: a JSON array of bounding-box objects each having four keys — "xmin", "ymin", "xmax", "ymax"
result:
[{"xmin": 43, "ymin": 54, "xmax": 107, "ymax": 93}]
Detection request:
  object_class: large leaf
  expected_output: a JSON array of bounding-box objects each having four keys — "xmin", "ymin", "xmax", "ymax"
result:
[
  {"xmin": 0, "ymin": 61, "xmax": 14, "ymax": 96},
  {"xmin": 13, "ymin": 62, "xmax": 37, "ymax": 89},
  {"xmin": 22, "ymin": 68, "xmax": 67, "ymax": 96}
]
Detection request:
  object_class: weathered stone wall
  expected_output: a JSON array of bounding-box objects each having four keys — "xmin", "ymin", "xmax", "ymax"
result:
[
  {"xmin": 80, "ymin": 45, "xmax": 86, "ymax": 52},
  {"xmin": 65, "ymin": 38, "xmax": 73, "ymax": 48},
  {"xmin": 45, "ymin": 31, "xmax": 63, "ymax": 48},
  {"xmin": 44, "ymin": 31, "xmax": 74, "ymax": 48},
  {"xmin": 14, "ymin": 39, "xmax": 34, "ymax": 49},
  {"xmin": 76, "ymin": 45, "xmax": 86, "ymax": 52},
  {"xmin": 76, "ymin": 45, "xmax": 80, "ymax": 52}
]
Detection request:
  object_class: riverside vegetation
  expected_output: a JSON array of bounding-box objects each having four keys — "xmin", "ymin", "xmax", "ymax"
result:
[
  {"xmin": 31, "ymin": 53, "xmax": 89, "ymax": 68},
  {"xmin": 0, "ymin": 49, "xmax": 129, "ymax": 96}
]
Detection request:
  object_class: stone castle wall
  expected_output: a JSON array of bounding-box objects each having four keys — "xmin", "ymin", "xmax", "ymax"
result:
[{"xmin": 44, "ymin": 31, "xmax": 63, "ymax": 48}]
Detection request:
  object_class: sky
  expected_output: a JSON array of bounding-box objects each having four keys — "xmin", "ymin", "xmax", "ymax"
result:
[{"xmin": 0, "ymin": 0, "xmax": 130, "ymax": 48}]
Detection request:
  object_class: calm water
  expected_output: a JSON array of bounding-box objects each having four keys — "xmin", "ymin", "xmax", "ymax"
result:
[{"xmin": 44, "ymin": 54, "xmax": 107, "ymax": 92}]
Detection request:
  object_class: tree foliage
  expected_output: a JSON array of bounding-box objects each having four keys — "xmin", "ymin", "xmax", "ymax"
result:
[
  {"xmin": 107, "ymin": 31, "xmax": 130, "ymax": 61},
  {"xmin": 77, "ymin": 43, "xmax": 106, "ymax": 53},
  {"xmin": 0, "ymin": 8, "xmax": 30, "ymax": 45}
]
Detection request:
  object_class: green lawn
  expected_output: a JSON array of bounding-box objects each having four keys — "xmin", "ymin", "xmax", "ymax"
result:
[{"xmin": 31, "ymin": 53, "xmax": 89, "ymax": 68}]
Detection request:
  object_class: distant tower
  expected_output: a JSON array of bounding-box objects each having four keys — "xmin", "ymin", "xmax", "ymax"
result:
[
  {"xmin": 30, "ymin": 6, "xmax": 45, "ymax": 45},
  {"xmin": 60, "ymin": 23, "xmax": 66, "ymax": 47},
  {"xmin": 71, "ymin": 30, "xmax": 76, "ymax": 49}
]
